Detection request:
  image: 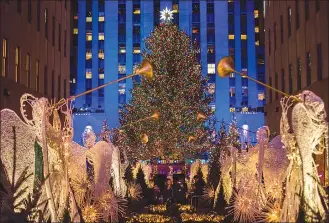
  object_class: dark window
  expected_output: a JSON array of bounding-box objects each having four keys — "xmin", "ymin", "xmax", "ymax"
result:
[
  {"xmin": 275, "ymin": 72, "xmax": 278, "ymax": 99},
  {"xmin": 289, "ymin": 64, "xmax": 293, "ymax": 93},
  {"xmin": 64, "ymin": 30, "xmax": 67, "ymax": 57},
  {"xmin": 37, "ymin": 0, "xmax": 40, "ymax": 31},
  {"xmin": 269, "ymin": 77, "xmax": 272, "ymax": 102},
  {"xmin": 281, "ymin": 69, "xmax": 285, "ymax": 92},
  {"xmin": 45, "ymin": 9, "xmax": 48, "ymax": 39},
  {"xmin": 65, "ymin": 0, "xmax": 67, "ymax": 9},
  {"xmin": 280, "ymin": 15, "xmax": 283, "ymax": 44},
  {"xmin": 51, "ymin": 71, "xmax": 55, "ymax": 99},
  {"xmin": 316, "ymin": 0, "xmax": 320, "ymax": 12},
  {"xmin": 317, "ymin": 43, "xmax": 322, "ymax": 80},
  {"xmin": 64, "ymin": 79, "xmax": 67, "ymax": 98},
  {"xmin": 25, "ymin": 54, "xmax": 31, "ymax": 87},
  {"xmin": 305, "ymin": 0, "xmax": 309, "ymax": 21},
  {"xmin": 288, "ymin": 7, "xmax": 291, "ymax": 37},
  {"xmin": 58, "ymin": 75, "xmax": 61, "ymax": 99},
  {"xmin": 28, "ymin": 0, "xmax": 32, "ymax": 23},
  {"xmin": 58, "ymin": 24, "xmax": 61, "ymax": 52},
  {"xmin": 297, "ymin": 58, "xmax": 301, "ymax": 90},
  {"xmin": 274, "ymin": 23, "xmax": 277, "ymax": 50},
  {"xmin": 268, "ymin": 29, "xmax": 271, "ymax": 55},
  {"xmin": 228, "ymin": 14, "xmax": 234, "ymax": 34},
  {"xmin": 35, "ymin": 60, "xmax": 39, "ymax": 91},
  {"xmin": 306, "ymin": 52, "xmax": 311, "ymax": 86},
  {"xmin": 44, "ymin": 66, "xmax": 48, "ymax": 95},
  {"xmin": 296, "ymin": 0, "xmax": 299, "ymax": 29},
  {"xmin": 52, "ymin": 17, "xmax": 55, "ymax": 46},
  {"xmin": 240, "ymin": 15, "xmax": 247, "ymax": 34},
  {"xmin": 17, "ymin": 0, "xmax": 21, "ymax": 14}
]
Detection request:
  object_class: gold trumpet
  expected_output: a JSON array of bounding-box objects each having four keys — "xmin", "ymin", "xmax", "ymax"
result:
[
  {"xmin": 56, "ymin": 59, "xmax": 153, "ymax": 106},
  {"xmin": 196, "ymin": 112, "xmax": 207, "ymax": 122},
  {"xmin": 217, "ymin": 56, "xmax": 301, "ymax": 102}
]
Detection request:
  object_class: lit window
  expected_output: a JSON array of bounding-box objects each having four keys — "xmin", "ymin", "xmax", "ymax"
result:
[
  {"xmin": 173, "ymin": 4, "xmax": 179, "ymax": 13},
  {"xmin": 73, "ymin": 28, "xmax": 78, "ymax": 34},
  {"xmin": 98, "ymin": 49, "xmax": 104, "ymax": 59},
  {"xmin": 99, "ymin": 16, "xmax": 104, "ymax": 22},
  {"xmin": 228, "ymin": 34, "xmax": 234, "ymax": 40},
  {"xmin": 242, "ymin": 107, "xmax": 248, "ymax": 112},
  {"xmin": 255, "ymin": 41, "xmax": 260, "ymax": 46},
  {"xmin": 133, "ymin": 47, "xmax": 140, "ymax": 54},
  {"xmin": 210, "ymin": 104, "xmax": 216, "ymax": 113},
  {"xmin": 15, "ymin": 47, "xmax": 20, "ymax": 82},
  {"xmin": 241, "ymin": 35, "xmax": 247, "ymax": 40},
  {"xmin": 86, "ymin": 17, "xmax": 92, "ymax": 22},
  {"xmin": 192, "ymin": 28, "xmax": 199, "ymax": 34},
  {"xmin": 99, "ymin": 73, "xmax": 104, "ymax": 79},
  {"xmin": 133, "ymin": 9, "xmax": 140, "ymax": 14},
  {"xmin": 119, "ymin": 83, "xmax": 126, "ymax": 95},
  {"xmin": 99, "ymin": 33, "xmax": 104, "ymax": 40},
  {"xmin": 229, "ymin": 87, "xmax": 235, "ymax": 97},
  {"xmin": 230, "ymin": 73, "xmax": 235, "ymax": 78},
  {"xmin": 255, "ymin": 27, "xmax": 259, "ymax": 33},
  {"xmin": 2, "ymin": 39, "xmax": 7, "ymax": 77},
  {"xmin": 86, "ymin": 69, "xmax": 92, "ymax": 79},
  {"xmin": 208, "ymin": 45, "xmax": 214, "ymax": 54},
  {"xmin": 228, "ymin": 0, "xmax": 234, "ymax": 2},
  {"xmin": 119, "ymin": 46, "xmax": 126, "ymax": 54},
  {"xmin": 207, "ymin": 64, "xmax": 215, "ymax": 74},
  {"xmin": 86, "ymin": 33, "xmax": 92, "ymax": 41},
  {"xmin": 72, "ymin": 78, "xmax": 76, "ymax": 83},
  {"xmin": 258, "ymin": 92, "xmax": 265, "ymax": 100},
  {"xmin": 254, "ymin": 10, "xmax": 259, "ymax": 18},
  {"xmin": 86, "ymin": 50, "xmax": 92, "ymax": 60},
  {"xmin": 230, "ymin": 107, "xmax": 236, "ymax": 112},
  {"xmin": 118, "ymin": 65, "xmax": 126, "ymax": 74}
]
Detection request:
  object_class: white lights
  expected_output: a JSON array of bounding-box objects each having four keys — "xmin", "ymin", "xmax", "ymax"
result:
[
  {"xmin": 160, "ymin": 7, "xmax": 174, "ymax": 23},
  {"xmin": 207, "ymin": 64, "xmax": 215, "ymax": 74}
]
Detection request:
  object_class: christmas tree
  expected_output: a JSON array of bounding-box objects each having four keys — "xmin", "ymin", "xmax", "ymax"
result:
[
  {"xmin": 136, "ymin": 167, "xmax": 148, "ymax": 197},
  {"xmin": 227, "ymin": 118, "xmax": 241, "ymax": 151},
  {"xmin": 124, "ymin": 164, "xmax": 134, "ymax": 184},
  {"xmin": 119, "ymin": 19, "xmax": 213, "ymax": 160},
  {"xmin": 207, "ymin": 120, "xmax": 227, "ymax": 188}
]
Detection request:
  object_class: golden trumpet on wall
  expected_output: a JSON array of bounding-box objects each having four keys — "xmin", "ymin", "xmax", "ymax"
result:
[
  {"xmin": 188, "ymin": 136, "xmax": 197, "ymax": 142},
  {"xmin": 217, "ymin": 56, "xmax": 301, "ymax": 101}
]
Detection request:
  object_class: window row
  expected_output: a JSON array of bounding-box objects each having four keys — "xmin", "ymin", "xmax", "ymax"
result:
[{"xmin": 1, "ymin": 39, "xmax": 67, "ymax": 98}]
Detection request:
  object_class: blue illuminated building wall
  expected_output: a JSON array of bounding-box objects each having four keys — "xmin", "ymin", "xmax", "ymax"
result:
[{"xmin": 71, "ymin": 0, "xmax": 265, "ymax": 143}]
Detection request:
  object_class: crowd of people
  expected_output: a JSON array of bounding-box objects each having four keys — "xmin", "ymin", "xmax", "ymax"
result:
[{"xmin": 151, "ymin": 175, "xmax": 205, "ymax": 205}]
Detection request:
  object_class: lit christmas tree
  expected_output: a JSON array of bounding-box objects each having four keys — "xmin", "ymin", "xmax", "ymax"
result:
[
  {"xmin": 100, "ymin": 119, "xmax": 109, "ymax": 142},
  {"xmin": 207, "ymin": 120, "xmax": 227, "ymax": 188},
  {"xmin": 118, "ymin": 9, "xmax": 213, "ymax": 160},
  {"xmin": 227, "ymin": 118, "xmax": 241, "ymax": 151}
]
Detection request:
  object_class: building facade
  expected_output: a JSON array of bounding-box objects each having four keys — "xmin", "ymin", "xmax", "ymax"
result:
[
  {"xmin": 72, "ymin": 0, "xmax": 265, "ymax": 143},
  {"xmin": 264, "ymin": 0, "xmax": 328, "ymax": 133},
  {"xmin": 0, "ymin": 0, "xmax": 71, "ymax": 116},
  {"xmin": 264, "ymin": 0, "xmax": 328, "ymax": 184}
]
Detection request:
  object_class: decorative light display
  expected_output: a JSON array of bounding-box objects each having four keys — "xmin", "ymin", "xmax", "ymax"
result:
[
  {"xmin": 127, "ymin": 183, "xmax": 143, "ymax": 201},
  {"xmin": 160, "ymin": 7, "xmax": 174, "ymax": 23},
  {"xmin": 116, "ymin": 22, "xmax": 214, "ymax": 160},
  {"xmin": 127, "ymin": 214, "xmax": 173, "ymax": 223},
  {"xmin": 180, "ymin": 213, "xmax": 224, "ymax": 222},
  {"xmin": 148, "ymin": 204, "xmax": 196, "ymax": 214}
]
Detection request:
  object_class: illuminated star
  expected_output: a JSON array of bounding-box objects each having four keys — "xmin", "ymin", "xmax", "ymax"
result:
[{"xmin": 160, "ymin": 7, "xmax": 174, "ymax": 23}]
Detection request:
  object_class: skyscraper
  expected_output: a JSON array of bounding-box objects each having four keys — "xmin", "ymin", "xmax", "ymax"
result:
[{"xmin": 71, "ymin": 0, "xmax": 265, "ymax": 143}]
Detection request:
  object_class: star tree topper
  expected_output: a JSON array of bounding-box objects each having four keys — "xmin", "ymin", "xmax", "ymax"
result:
[{"xmin": 160, "ymin": 7, "xmax": 174, "ymax": 23}]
